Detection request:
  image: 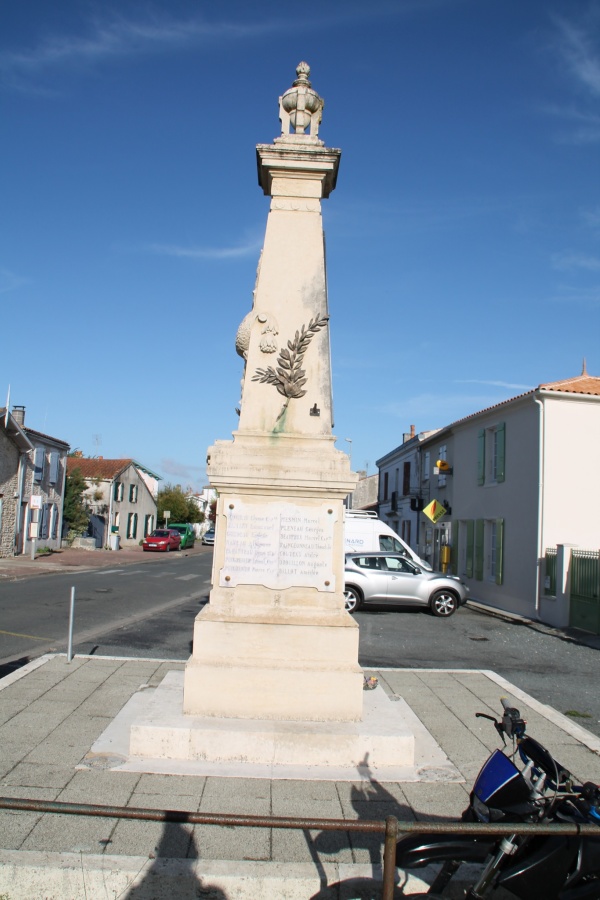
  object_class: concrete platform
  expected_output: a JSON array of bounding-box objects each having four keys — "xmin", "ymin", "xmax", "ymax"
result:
[
  {"xmin": 85, "ymin": 669, "xmax": 461, "ymax": 781},
  {"xmin": 2, "ymin": 654, "xmax": 600, "ymax": 899}
]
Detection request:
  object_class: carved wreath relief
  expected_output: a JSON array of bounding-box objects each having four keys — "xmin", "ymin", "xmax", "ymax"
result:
[{"xmin": 252, "ymin": 315, "xmax": 329, "ymax": 420}]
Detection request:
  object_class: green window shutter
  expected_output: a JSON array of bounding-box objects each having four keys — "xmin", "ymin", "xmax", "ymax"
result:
[
  {"xmin": 475, "ymin": 519, "xmax": 484, "ymax": 580},
  {"xmin": 495, "ymin": 518, "xmax": 504, "ymax": 585},
  {"xmin": 465, "ymin": 520, "xmax": 474, "ymax": 578},
  {"xmin": 477, "ymin": 429, "xmax": 485, "ymax": 485},
  {"xmin": 496, "ymin": 423, "xmax": 505, "ymax": 483},
  {"xmin": 451, "ymin": 521, "xmax": 459, "ymax": 575}
]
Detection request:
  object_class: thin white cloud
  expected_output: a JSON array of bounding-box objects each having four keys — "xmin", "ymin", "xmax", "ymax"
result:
[
  {"xmin": 551, "ymin": 285, "xmax": 600, "ymax": 306},
  {"xmin": 582, "ymin": 206, "xmax": 600, "ymax": 230},
  {"xmin": 0, "ymin": 2, "xmax": 454, "ymax": 90},
  {"xmin": 543, "ymin": 103, "xmax": 600, "ymax": 145},
  {"xmin": 375, "ymin": 391, "xmax": 518, "ymax": 430},
  {"xmin": 553, "ymin": 14, "xmax": 600, "ymax": 97},
  {"xmin": 160, "ymin": 457, "xmax": 205, "ymax": 478},
  {"xmin": 545, "ymin": 12, "xmax": 600, "ymax": 143},
  {"xmin": 552, "ymin": 252, "xmax": 600, "ymax": 272},
  {"xmin": 0, "ymin": 268, "xmax": 29, "ymax": 295},
  {"xmin": 0, "ymin": 14, "xmax": 274, "ymax": 79},
  {"xmin": 145, "ymin": 238, "xmax": 262, "ymax": 260},
  {"xmin": 455, "ymin": 380, "xmax": 534, "ymax": 391}
]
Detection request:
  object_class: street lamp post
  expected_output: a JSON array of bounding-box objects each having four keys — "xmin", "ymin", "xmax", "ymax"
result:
[{"xmin": 345, "ymin": 438, "xmax": 353, "ymax": 509}]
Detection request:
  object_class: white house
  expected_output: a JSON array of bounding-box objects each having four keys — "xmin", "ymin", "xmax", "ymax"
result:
[
  {"xmin": 376, "ymin": 426, "xmax": 440, "ymax": 552},
  {"xmin": 66, "ymin": 456, "xmax": 161, "ymax": 549},
  {"xmin": 384, "ymin": 369, "xmax": 600, "ymax": 624},
  {"xmin": 0, "ymin": 405, "xmax": 69, "ymax": 557}
]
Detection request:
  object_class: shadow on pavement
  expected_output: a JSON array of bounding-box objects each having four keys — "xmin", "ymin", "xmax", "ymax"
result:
[{"xmin": 123, "ymin": 822, "xmax": 227, "ymax": 899}]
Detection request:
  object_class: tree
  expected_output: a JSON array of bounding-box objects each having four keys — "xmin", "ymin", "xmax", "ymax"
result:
[
  {"xmin": 63, "ymin": 466, "xmax": 91, "ymax": 534},
  {"xmin": 156, "ymin": 484, "xmax": 202, "ymax": 526}
]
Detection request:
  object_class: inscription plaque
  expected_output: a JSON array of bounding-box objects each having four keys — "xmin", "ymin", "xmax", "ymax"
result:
[{"xmin": 220, "ymin": 499, "xmax": 336, "ymax": 590}]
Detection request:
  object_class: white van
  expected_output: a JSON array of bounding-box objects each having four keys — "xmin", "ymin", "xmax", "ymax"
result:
[{"xmin": 344, "ymin": 510, "xmax": 432, "ymax": 571}]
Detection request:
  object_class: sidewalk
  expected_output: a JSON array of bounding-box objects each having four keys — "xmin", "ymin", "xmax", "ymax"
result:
[
  {"xmin": 0, "ymin": 544, "xmax": 207, "ymax": 580},
  {"xmin": 2, "ymin": 655, "xmax": 600, "ymax": 898}
]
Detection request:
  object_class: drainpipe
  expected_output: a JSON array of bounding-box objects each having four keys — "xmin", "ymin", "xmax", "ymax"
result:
[
  {"xmin": 107, "ymin": 480, "xmax": 113, "ymax": 550},
  {"xmin": 532, "ymin": 393, "xmax": 545, "ymax": 618},
  {"xmin": 13, "ymin": 451, "xmax": 27, "ymax": 555}
]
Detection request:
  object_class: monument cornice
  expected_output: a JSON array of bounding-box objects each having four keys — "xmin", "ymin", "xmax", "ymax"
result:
[{"xmin": 256, "ymin": 143, "xmax": 341, "ymax": 198}]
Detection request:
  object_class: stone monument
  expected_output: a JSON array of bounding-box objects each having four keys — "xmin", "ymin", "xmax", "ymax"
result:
[
  {"xmin": 99, "ymin": 65, "xmax": 453, "ymax": 776},
  {"xmin": 183, "ymin": 62, "xmax": 364, "ymax": 724}
]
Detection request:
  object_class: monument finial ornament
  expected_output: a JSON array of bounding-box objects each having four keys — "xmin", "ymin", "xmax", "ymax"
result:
[{"xmin": 278, "ymin": 61, "xmax": 324, "ymax": 142}]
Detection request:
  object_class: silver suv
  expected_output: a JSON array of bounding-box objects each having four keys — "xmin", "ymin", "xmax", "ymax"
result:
[{"xmin": 344, "ymin": 552, "xmax": 469, "ymax": 617}]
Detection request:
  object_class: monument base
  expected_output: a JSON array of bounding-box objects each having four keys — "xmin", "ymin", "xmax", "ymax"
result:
[
  {"xmin": 183, "ymin": 607, "xmax": 363, "ymax": 721},
  {"xmin": 131, "ymin": 672, "xmax": 414, "ymax": 768}
]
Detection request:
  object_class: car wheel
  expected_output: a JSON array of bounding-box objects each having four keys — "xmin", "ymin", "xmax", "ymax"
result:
[
  {"xmin": 344, "ymin": 586, "xmax": 362, "ymax": 613},
  {"xmin": 430, "ymin": 590, "xmax": 458, "ymax": 617}
]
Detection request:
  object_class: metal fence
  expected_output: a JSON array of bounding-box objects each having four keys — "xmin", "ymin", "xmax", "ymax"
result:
[
  {"xmin": 544, "ymin": 547, "xmax": 557, "ymax": 596},
  {"xmin": 571, "ymin": 549, "xmax": 600, "ymax": 634},
  {"xmin": 2, "ymin": 796, "xmax": 600, "ymax": 899}
]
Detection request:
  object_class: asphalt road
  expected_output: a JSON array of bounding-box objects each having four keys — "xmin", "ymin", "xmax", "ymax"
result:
[
  {"xmin": 0, "ymin": 549, "xmax": 213, "ymax": 670},
  {"xmin": 2, "ymin": 554, "xmax": 599, "ymax": 736}
]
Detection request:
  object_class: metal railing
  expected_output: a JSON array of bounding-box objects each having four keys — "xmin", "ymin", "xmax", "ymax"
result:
[
  {"xmin": 2, "ymin": 797, "xmax": 600, "ymax": 898},
  {"xmin": 544, "ymin": 547, "xmax": 557, "ymax": 596}
]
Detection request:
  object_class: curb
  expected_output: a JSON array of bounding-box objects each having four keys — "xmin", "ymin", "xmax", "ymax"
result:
[{"xmin": 0, "ymin": 850, "xmax": 468, "ymax": 899}]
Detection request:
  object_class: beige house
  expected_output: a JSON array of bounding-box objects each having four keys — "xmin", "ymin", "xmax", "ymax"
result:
[
  {"xmin": 0, "ymin": 406, "xmax": 69, "ymax": 557},
  {"xmin": 377, "ymin": 369, "xmax": 600, "ymax": 624},
  {"xmin": 66, "ymin": 456, "xmax": 160, "ymax": 549}
]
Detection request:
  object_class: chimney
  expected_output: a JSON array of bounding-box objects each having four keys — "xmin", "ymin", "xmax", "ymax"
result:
[
  {"xmin": 11, "ymin": 405, "xmax": 25, "ymax": 426},
  {"xmin": 403, "ymin": 424, "xmax": 417, "ymax": 444},
  {"xmin": 410, "ymin": 424, "xmax": 415, "ymax": 438}
]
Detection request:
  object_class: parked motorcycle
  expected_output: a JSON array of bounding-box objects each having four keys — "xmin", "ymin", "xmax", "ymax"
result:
[{"xmin": 396, "ymin": 698, "xmax": 600, "ymax": 898}]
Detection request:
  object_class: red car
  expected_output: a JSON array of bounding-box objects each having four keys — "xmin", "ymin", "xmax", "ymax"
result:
[{"xmin": 142, "ymin": 529, "xmax": 182, "ymax": 552}]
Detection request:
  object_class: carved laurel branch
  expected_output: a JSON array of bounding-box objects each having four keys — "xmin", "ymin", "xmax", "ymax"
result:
[{"xmin": 252, "ymin": 315, "xmax": 329, "ymax": 401}]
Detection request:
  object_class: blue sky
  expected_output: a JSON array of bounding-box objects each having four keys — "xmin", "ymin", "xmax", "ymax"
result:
[{"xmin": 2, "ymin": 0, "xmax": 599, "ymax": 490}]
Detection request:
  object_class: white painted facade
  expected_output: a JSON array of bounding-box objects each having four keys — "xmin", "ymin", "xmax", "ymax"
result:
[{"xmin": 383, "ymin": 373, "xmax": 600, "ymax": 622}]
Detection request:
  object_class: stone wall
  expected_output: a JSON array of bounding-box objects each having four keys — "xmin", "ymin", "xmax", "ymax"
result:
[{"xmin": 0, "ymin": 431, "xmax": 19, "ymax": 557}]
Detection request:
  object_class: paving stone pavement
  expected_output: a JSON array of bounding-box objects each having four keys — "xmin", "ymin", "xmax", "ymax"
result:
[{"xmin": 1, "ymin": 654, "xmax": 600, "ymax": 898}]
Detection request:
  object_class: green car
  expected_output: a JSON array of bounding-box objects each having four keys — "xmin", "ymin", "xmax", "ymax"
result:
[{"xmin": 168, "ymin": 523, "xmax": 196, "ymax": 549}]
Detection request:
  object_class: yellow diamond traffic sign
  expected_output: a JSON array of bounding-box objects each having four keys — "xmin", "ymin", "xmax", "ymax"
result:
[{"xmin": 423, "ymin": 499, "xmax": 446, "ymax": 523}]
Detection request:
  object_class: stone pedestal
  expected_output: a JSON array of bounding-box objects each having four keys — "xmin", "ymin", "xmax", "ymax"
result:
[
  {"xmin": 184, "ymin": 433, "xmax": 362, "ymax": 722},
  {"xmin": 183, "ymin": 64, "xmax": 364, "ymax": 727}
]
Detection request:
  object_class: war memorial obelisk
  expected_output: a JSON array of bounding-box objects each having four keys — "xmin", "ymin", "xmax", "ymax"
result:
[
  {"xmin": 124, "ymin": 66, "xmax": 441, "ymax": 773},
  {"xmin": 183, "ymin": 62, "xmax": 364, "ymax": 724}
]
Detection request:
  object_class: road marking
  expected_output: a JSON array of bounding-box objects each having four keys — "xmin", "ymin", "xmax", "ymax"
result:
[
  {"xmin": 97, "ymin": 569, "xmax": 123, "ymax": 575},
  {"xmin": 0, "ymin": 629, "xmax": 53, "ymax": 641},
  {"xmin": 176, "ymin": 574, "xmax": 200, "ymax": 581},
  {"xmin": 118, "ymin": 570, "xmax": 147, "ymax": 576}
]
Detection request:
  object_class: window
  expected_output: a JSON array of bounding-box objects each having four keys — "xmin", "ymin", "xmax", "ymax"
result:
[
  {"xmin": 354, "ymin": 556, "xmax": 383, "ymax": 570},
  {"xmin": 144, "ymin": 514, "xmax": 154, "ymax": 536},
  {"xmin": 114, "ymin": 512, "xmax": 120, "ymax": 529},
  {"xmin": 438, "ymin": 445, "xmax": 447, "ymax": 487},
  {"xmin": 129, "ymin": 484, "xmax": 138, "ymax": 503},
  {"xmin": 49, "ymin": 452, "xmax": 60, "ymax": 484},
  {"xmin": 379, "ymin": 535, "xmax": 406, "ymax": 554},
  {"xmin": 465, "ymin": 520, "xmax": 474, "ymax": 578},
  {"xmin": 114, "ymin": 481, "xmax": 124, "ymax": 502},
  {"xmin": 383, "ymin": 556, "xmax": 415, "ymax": 573},
  {"xmin": 383, "ymin": 472, "xmax": 389, "ymax": 502},
  {"xmin": 485, "ymin": 518, "xmax": 504, "ymax": 584},
  {"xmin": 33, "ymin": 448, "xmax": 45, "ymax": 482},
  {"xmin": 51, "ymin": 504, "xmax": 59, "ymax": 540},
  {"xmin": 478, "ymin": 423, "xmax": 505, "ymax": 485},
  {"xmin": 401, "ymin": 520, "xmax": 411, "ymax": 546},
  {"xmin": 39, "ymin": 503, "xmax": 50, "ymax": 540},
  {"xmin": 465, "ymin": 517, "xmax": 504, "ymax": 583},
  {"xmin": 127, "ymin": 512, "xmax": 138, "ymax": 539},
  {"xmin": 402, "ymin": 462, "xmax": 410, "ymax": 496},
  {"xmin": 423, "ymin": 451, "xmax": 430, "ymax": 482}
]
